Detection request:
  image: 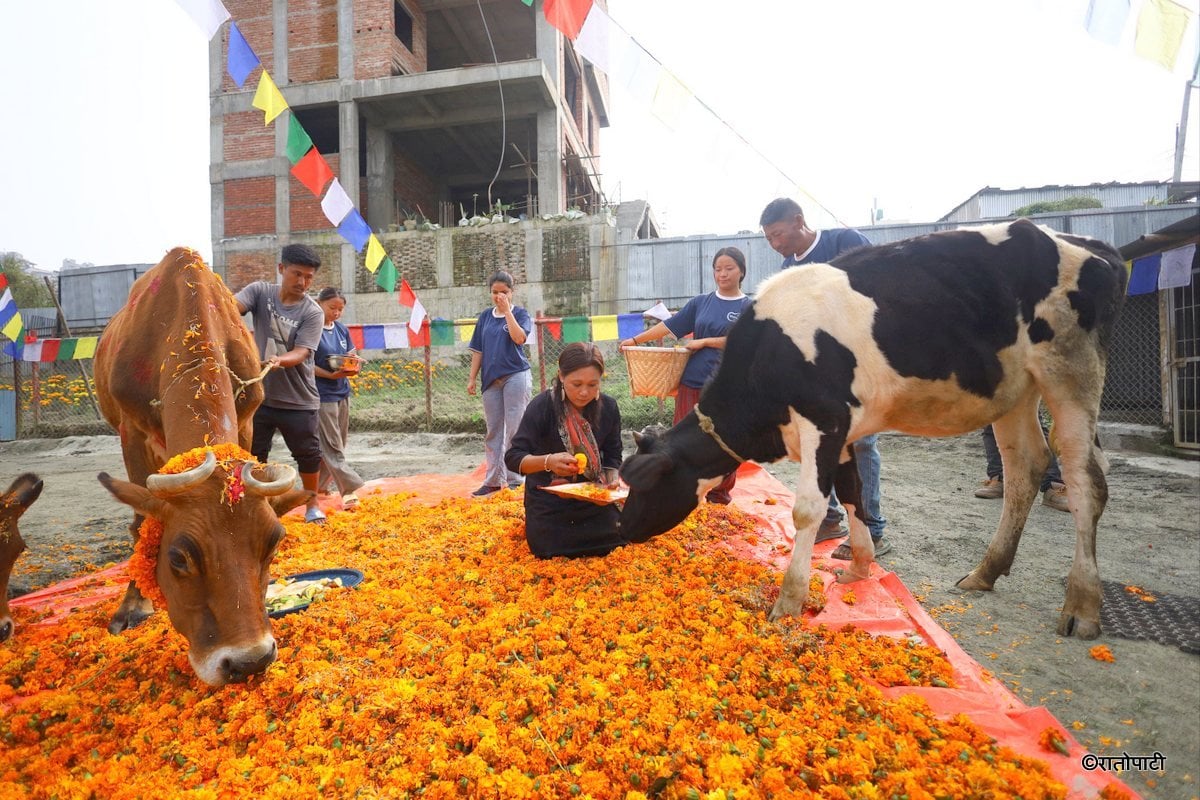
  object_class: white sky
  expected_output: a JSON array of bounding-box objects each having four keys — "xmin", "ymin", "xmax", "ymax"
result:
[{"xmin": 0, "ymin": 0, "xmax": 1196, "ymax": 270}]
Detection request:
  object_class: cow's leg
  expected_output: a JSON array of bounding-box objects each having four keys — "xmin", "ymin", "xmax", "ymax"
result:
[
  {"xmin": 109, "ymin": 435, "xmax": 157, "ymax": 633},
  {"xmin": 833, "ymin": 447, "xmax": 873, "ymax": 583},
  {"xmin": 958, "ymin": 396, "xmax": 1046, "ymax": 591},
  {"xmin": 1041, "ymin": 388, "xmax": 1107, "ymax": 640},
  {"xmin": 771, "ymin": 414, "xmax": 844, "ymax": 621}
]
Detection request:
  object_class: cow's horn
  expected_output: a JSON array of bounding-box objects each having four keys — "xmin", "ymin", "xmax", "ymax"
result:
[
  {"xmin": 632, "ymin": 430, "xmax": 644, "ymax": 446},
  {"xmin": 242, "ymin": 463, "xmax": 297, "ymax": 496},
  {"xmin": 146, "ymin": 450, "xmax": 217, "ymax": 496}
]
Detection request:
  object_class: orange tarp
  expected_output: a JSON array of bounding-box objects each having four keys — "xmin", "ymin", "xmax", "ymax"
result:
[{"xmin": 9, "ymin": 462, "xmax": 1135, "ymax": 799}]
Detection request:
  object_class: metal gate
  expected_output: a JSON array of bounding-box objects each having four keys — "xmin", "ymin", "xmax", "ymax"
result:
[{"xmin": 1169, "ymin": 248, "xmax": 1200, "ymax": 450}]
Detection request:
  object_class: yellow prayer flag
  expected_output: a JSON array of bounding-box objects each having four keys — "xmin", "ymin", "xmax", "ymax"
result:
[
  {"xmin": 365, "ymin": 235, "xmax": 385, "ymax": 273},
  {"xmin": 1134, "ymin": 0, "xmax": 1192, "ymax": 71},
  {"xmin": 2, "ymin": 314, "xmax": 22, "ymax": 342},
  {"xmin": 591, "ymin": 314, "xmax": 618, "ymax": 341},
  {"xmin": 650, "ymin": 71, "xmax": 691, "ymax": 130},
  {"xmin": 252, "ymin": 71, "xmax": 289, "ymax": 124},
  {"xmin": 73, "ymin": 336, "xmax": 99, "ymax": 359},
  {"xmin": 459, "ymin": 323, "xmax": 475, "ymax": 343}
]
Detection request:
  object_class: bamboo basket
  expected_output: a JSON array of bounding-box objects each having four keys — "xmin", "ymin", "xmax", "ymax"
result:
[{"xmin": 622, "ymin": 346, "xmax": 690, "ymax": 398}]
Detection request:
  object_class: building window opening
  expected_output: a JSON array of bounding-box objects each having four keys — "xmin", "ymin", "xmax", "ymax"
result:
[{"xmin": 395, "ymin": 2, "xmax": 414, "ymax": 51}]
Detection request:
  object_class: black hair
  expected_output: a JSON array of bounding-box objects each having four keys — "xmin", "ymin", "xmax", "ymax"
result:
[
  {"xmin": 488, "ymin": 271, "xmax": 515, "ymax": 289},
  {"xmin": 552, "ymin": 342, "xmax": 606, "ymax": 427},
  {"xmin": 281, "ymin": 243, "xmax": 321, "ymax": 269},
  {"xmin": 713, "ymin": 246, "xmax": 747, "ymax": 284},
  {"xmin": 317, "ymin": 287, "xmax": 346, "ymax": 303},
  {"xmin": 758, "ymin": 198, "xmax": 803, "ymax": 228}
]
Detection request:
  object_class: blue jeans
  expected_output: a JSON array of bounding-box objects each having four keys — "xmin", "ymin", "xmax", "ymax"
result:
[
  {"xmin": 825, "ymin": 434, "xmax": 886, "ymax": 539},
  {"xmin": 981, "ymin": 424, "xmax": 1061, "ymax": 491},
  {"xmin": 482, "ymin": 370, "xmax": 532, "ymax": 488}
]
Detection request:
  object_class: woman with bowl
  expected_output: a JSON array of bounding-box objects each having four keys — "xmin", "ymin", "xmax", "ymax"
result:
[
  {"xmin": 619, "ymin": 246, "xmax": 752, "ymax": 504},
  {"xmin": 504, "ymin": 342, "xmax": 627, "ymax": 559},
  {"xmin": 313, "ymin": 287, "xmax": 366, "ymax": 510}
]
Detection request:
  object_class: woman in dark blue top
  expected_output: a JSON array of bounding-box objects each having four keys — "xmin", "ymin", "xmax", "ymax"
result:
[
  {"xmin": 619, "ymin": 246, "xmax": 752, "ymax": 504},
  {"xmin": 312, "ymin": 287, "xmax": 366, "ymax": 510}
]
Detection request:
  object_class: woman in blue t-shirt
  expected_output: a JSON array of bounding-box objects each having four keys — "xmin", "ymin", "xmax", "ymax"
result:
[
  {"xmin": 313, "ymin": 287, "xmax": 366, "ymax": 510},
  {"xmin": 467, "ymin": 271, "xmax": 534, "ymax": 497},
  {"xmin": 619, "ymin": 246, "xmax": 753, "ymax": 504}
]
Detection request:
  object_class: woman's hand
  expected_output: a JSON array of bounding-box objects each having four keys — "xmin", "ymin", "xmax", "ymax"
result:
[
  {"xmin": 466, "ymin": 378, "xmax": 477, "ymax": 396},
  {"xmin": 495, "ymin": 293, "xmax": 512, "ymax": 315},
  {"xmin": 545, "ymin": 452, "xmax": 583, "ymax": 476},
  {"xmin": 685, "ymin": 338, "xmax": 708, "ymax": 351},
  {"xmin": 602, "ymin": 468, "xmax": 620, "ymax": 489}
]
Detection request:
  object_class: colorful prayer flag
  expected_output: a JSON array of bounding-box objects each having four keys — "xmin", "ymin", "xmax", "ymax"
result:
[
  {"xmin": 291, "ymin": 148, "xmax": 334, "ymax": 196},
  {"xmin": 544, "ymin": 0, "xmax": 593, "ymax": 39},
  {"xmin": 174, "ymin": 0, "xmax": 231, "ymax": 40},
  {"xmin": 430, "ymin": 319, "xmax": 455, "ymax": 347},
  {"xmin": 362, "ymin": 325, "xmax": 386, "ymax": 350},
  {"xmin": 320, "ymin": 178, "xmax": 354, "ymax": 225},
  {"xmin": 408, "ymin": 320, "xmax": 430, "ymax": 348},
  {"xmin": 643, "ymin": 301, "xmax": 672, "ymax": 321},
  {"xmin": 21, "ymin": 340, "xmax": 42, "ymax": 362},
  {"xmin": 347, "ymin": 325, "xmax": 365, "ymax": 350},
  {"xmin": 408, "ymin": 298, "xmax": 427, "ymax": 334},
  {"xmin": 1134, "ymin": 0, "xmax": 1193, "ymax": 70},
  {"xmin": 1128, "ymin": 254, "xmax": 1161, "ymax": 295},
  {"xmin": 286, "ymin": 114, "xmax": 315, "ymax": 165},
  {"xmin": 73, "ymin": 337, "xmax": 98, "ymax": 359},
  {"xmin": 57, "ymin": 338, "xmax": 78, "ymax": 360},
  {"xmin": 574, "ymin": 4, "xmax": 613, "ymax": 73},
  {"xmin": 544, "ymin": 320, "xmax": 562, "ymax": 341},
  {"xmin": 365, "ymin": 235, "xmax": 386, "ymax": 273},
  {"xmin": 251, "ymin": 70, "xmax": 288, "ymax": 124},
  {"xmin": 1159, "ymin": 244, "xmax": 1196, "ymax": 289},
  {"xmin": 459, "ymin": 322, "xmax": 476, "ymax": 343},
  {"xmin": 591, "ymin": 314, "xmax": 618, "ymax": 341},
  {"xmin": 227, "ymin": 22, "xmax": 260, "ymax": 88},
  {"xmin": 375, "ymin": 256, "xmax": 397, "ymax": 293},
  {"xmin": 617, "ymin": 313, "xmax": 644, "ymax": 340},
  {"xmin": 561, "ymin": 315, "xmax": 589, "ymax": 343},
  {"xmin": 40, "ymin": 338, "xmax": 61, "ymax": 362},
  {"xmin": 1084, "ymin": 0, "xmax": 1130, "ymax": 46},
  {"xmin": 0, "ymin": 274, "xmax": 7, "ymax": 291},
  {"xmin": 398, "ymin": 279, "xmax": 418, "ymax": 308},
  {"xmin": 338, "ymin": 209, "xmax": 372, "ymax": 252},
  {"xmin": 383, "ymin": 323, "xmax": 409, "ymax": 349},
  {"xmin": 651, "ymin": 71, "xmax": 692, "ymax": 130}
]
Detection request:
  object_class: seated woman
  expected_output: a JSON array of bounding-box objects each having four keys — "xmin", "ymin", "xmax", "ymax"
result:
[{"xmin": 505, "ymin": 342, "xmax": 627, "ymax": 559}]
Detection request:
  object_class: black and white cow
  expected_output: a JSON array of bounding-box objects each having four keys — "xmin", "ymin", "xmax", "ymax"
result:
[{"xmin": 619, "ymin": 219, "xmax": 1126, "ymax": 639}]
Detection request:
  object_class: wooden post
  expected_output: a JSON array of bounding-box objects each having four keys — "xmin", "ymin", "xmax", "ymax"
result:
[
  {"xmin": 422, "ymin": 320, "xmax": 433, "ymax": 429},
  {"xmin": 43, "ymin": 276, "xmax": 102, "ymax": 419},
  {"xmin": 31, "ymin": 362, "xmax": 40, "ymax": 427},
  {"xmin": 12, "ymin": 358, "xmax": 21, "ymax": 438}
]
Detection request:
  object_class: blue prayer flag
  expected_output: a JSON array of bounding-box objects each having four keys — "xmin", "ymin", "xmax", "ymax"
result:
[
  {"xmin": 337, "ymin": 209, "xmax": 372, "ymax": 252},
  {"xmin": 362, "ymin": 325, "xmax": 387, "ymax": 350},
  {"xmin": 617, "ymin": 313, "xmax": 644, "ymax": 340},
  {"xmin": 227, "ymin": 22, "xmax": 261, "ymax": 88},
  {"xmin": 1128, "ymin": 254, "xmax": 1161, "ymax": 295}
]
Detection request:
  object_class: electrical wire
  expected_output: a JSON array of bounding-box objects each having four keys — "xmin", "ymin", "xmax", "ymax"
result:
[{"xmin": 477, "ymin": 0, "xmax": 506, "ymax": 211}]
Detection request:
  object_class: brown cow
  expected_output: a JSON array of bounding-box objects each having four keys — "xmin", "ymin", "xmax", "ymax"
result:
[
  {"xmin": 1, "ymin": 473, "xmax": 43, "ymax": 642},
  {"xmin": 94, "ymin": 247, "xmax": 310, "ymax": 685}
]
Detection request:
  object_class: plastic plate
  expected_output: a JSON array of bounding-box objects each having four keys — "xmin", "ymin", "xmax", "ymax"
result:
[
  {"xmin": 267, "ymin": 568, "xmax": 364, "ymax": 619},
  {"xmin": 540, "ymin": 483, "xmax": 629, "ymax": 506}
]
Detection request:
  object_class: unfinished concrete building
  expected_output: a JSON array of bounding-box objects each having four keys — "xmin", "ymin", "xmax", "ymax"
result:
[{"xmin": 210, "ymin": 0, "xmax": 610, "ymax": 291}]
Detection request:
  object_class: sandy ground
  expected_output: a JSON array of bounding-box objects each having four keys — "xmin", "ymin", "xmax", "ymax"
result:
[{"xmin": 3, "ymin": 431, "xmax": 1198, "ymax": 800}]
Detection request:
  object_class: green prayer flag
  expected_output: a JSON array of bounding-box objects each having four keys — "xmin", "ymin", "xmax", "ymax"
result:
[
  {"xmin": 430, "ymin": 319, "xmax": 455, "ymax": 347},
  {"xmin": 286, "ymin": 114, "xmax": 315, "ymax": 165},
  {"xmin": 375, "ymin": 256, "xmax": 397, "ymax": 293},
  {"xmin": 521, "ymin": 0, "xmax": 533, "ymax": 5},
  {"xmin": 561, "ymin": 316, "xmax": 590, "ymax": 343},
  {"xmin": 57, "ymin": 337, "xmax": 78, "ymax": 360}
]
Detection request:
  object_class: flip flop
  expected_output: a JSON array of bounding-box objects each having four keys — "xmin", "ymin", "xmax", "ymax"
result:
[
  {"xmin": 304, "ymin": 507, "xmax": 327, "ymax": 525},
  {"xmin": 342, "ymin": 493, "xmax": 360, "ymax": 511}
]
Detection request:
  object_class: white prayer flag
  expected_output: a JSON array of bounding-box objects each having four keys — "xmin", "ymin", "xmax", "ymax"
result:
[
  {"xmin": 21, "ymin": 341, "xmax": 42, "ymax": 362},
  {"xmin": 574, "ymin": 4, "xmax": 613, "ymax": 74},
  {"xmin": 408, "ymin": 299, "xmax": 427, "ymax": 334},
  {"xmin": 320, "ymin": 178, "xmax": 354, "ymax": 226},
  {"xmin": 644, "ymin": 301, "xmax": 672, "ymax": 321},
  {"xmin": 173, "ymin": 0, "xmax": 231, "ymax": 40},
  {"xmin": 1158, "ymin": 244, "xmax": 1196, "ymax": 290},
  {"xmin": 383, "ymin": 323, "xmax": 409, "ymax": 349}
]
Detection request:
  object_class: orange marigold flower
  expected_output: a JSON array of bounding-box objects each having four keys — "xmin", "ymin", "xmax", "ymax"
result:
[{"xmin": 1089, "ymin": 644, "xmax": 1115, "ymax": 663}]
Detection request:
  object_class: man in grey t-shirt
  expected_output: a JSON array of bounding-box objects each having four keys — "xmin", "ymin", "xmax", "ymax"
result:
[{"xmin": 235, "ymin": 244, "xmax": 327, "ymax": 523}]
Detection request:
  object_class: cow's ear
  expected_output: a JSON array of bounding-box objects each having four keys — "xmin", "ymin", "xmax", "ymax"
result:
[
  {"xmin": 620, "ymin": 452, "xmax": 672, "ymax": 490},
  {"xmin": 270, "ymin": 489, "xmax": 315, "ymax": 518},
  {"xmin": 97, "ymin": 472, "xmax": 170, "ymax": 521}
]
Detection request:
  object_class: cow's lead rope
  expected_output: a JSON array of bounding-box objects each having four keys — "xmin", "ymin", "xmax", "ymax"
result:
[{"xmin": 693, "ymin": 404, "xmax": 746, "ymax": 464}]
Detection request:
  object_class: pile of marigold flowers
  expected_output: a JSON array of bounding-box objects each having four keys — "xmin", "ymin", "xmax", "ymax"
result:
[{"xmin": 0, "ymin": 493, "xmax": 1070, "ymax": 799}]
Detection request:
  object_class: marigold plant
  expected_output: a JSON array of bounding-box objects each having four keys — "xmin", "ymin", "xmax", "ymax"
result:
[{"xmin": 1, "ymin": 494, "xmax": 1070, "ymax": 799}]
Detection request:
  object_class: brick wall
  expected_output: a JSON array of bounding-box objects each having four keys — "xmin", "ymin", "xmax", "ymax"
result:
[
  {"xmin": 542, "ymin": 225, "xmax": 590, "ymax": 281},
  {"xmin": 354, "ymin": 0, "xmax": 427, "ymax": 78},
  {"xmin": 288, "ymin": 0, "xmax": 339, "ymax": 83},
  {"xmin": 222, "ymin": 2, "xmax": 273, "ymax": 93},
  {"xmin": 224, "ymin": 110, "xmax": 275, "ymax": 162},
  {"xmin": 355, "ymin": 233, "xmax": 437, "ymax": 293},
  {"xmin": 452, "ymin": 228, "xmax": 528, "ymax": 288},
  {"xmin": 394, "ymin": 149, "xmax": 437, "ymax": 223},
  {"xmin": 225, "ymin": 249, "xmax": 277, "ymax": 293},
  {"xmin": 225, "ymin": 177, "xmax": 276, "ymax": 236}
]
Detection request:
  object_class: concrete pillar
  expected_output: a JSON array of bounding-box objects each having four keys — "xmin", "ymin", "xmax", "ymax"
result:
[
  {"xmin": 208, "ymin": 32, "xmax": 226, "ymax": 276},
  {"xmin": 274, "ymin": 0, "xmax": 291, "ymax": 247},
  {"xmin": 365, "ymin": 121, "xmax": 395, "ymax": 232},
  {"xmin": 339, "ymin": 100, "xmax": 361, "ymax": 290},
  {"xmin": 534, "ymin": 3, "xmax": 564, "ymax": 215}
]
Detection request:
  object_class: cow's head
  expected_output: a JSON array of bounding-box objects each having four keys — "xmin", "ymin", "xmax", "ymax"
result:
[
  {"xmin": 1, "ymin": 473, "xmax": 43, "ymax": 643},
  {"xmin": 98, "ymin": 453, "xmax": 310, "ymax": 685},
  {"xmin": 620, "ymin": 422, "xmax": 730, "ymax": 543}
]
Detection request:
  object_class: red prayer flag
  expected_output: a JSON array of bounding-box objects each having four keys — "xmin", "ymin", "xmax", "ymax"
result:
[
  {"xmin": 290, "ymin": 148, "xmax": 334, "ymax": 196},
  {"xmin": 347, "ymin": 325, "xmax": 365, "ymax": 350},
  {"xmin": 545, "ymin": 320, "xmax": 563, "ymax": 341},
  {"xmin": 398, "ymin": 278, "xmax": 418, "ymax": 308},
  {"xmin": 408, "ymin": 319, "xmax": 430, "ymax": 347},
  {"xmin": 544, "ymin": 0, "xmax": 593, "ymax": 39},
  {"xmin": 0, "ymin": 274, "xmax": 7, "ymax": 290},
  {"xmin": 40, "ymin": 338, "xmax": 60, "ymax": 361}
]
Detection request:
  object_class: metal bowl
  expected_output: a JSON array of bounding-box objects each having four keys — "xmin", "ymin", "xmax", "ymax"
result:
[{"xmin": 327, "ymin": 354, "xmax": 362, "ymax": 372}]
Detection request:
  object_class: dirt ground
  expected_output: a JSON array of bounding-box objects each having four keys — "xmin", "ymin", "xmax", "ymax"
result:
[{"xmin": 2, "ymin": 431, "xmax": 1197, "ymax": 800}]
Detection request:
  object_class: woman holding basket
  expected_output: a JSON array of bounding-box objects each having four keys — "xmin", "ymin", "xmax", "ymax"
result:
[{"xmin": 619, "ymin": 246, "xmax": 752, "ymax": 504}]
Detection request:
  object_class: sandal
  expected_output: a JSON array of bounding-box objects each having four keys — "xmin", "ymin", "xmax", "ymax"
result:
[
  {"xmin": 342, "ymin": 493, "xmax": 360, "ymax": 511},
  {"xmin": 830, "ymin": 542, "xmax": 853, "ymax": 560},
  {"xmin": 304, "ymin": 507, "xmax": 327, "ymax": 525}
]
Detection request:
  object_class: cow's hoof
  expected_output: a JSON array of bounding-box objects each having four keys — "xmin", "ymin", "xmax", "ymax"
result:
[
  {"xmin": 835, "ymin": 567, "xmax": 870, "ymax": 584},
  {"xmin": 1056, "ymin": 612, "xmax": 1101, "ymax": 640},
  {"xmin": 956, "ymin": 571, "xmax": 995, "ymax": 591},
  {"xmin": 768, "ymin": 598, "xmax": 803, "ymax": 622}
]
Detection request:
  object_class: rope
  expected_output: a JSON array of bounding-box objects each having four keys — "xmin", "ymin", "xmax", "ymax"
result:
[
  {"xmin": 693, "ymin": 403, "xmax": 745, "ymax": 464},
  {"xmin": 149, "ymin": 358, "xmax": 271, "ymax": 407}
]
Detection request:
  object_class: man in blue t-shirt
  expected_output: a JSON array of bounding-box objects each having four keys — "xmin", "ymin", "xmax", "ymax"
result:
[{"xmin": 759, "ymin": 197, "xmax": 890, "ymax": 561}]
